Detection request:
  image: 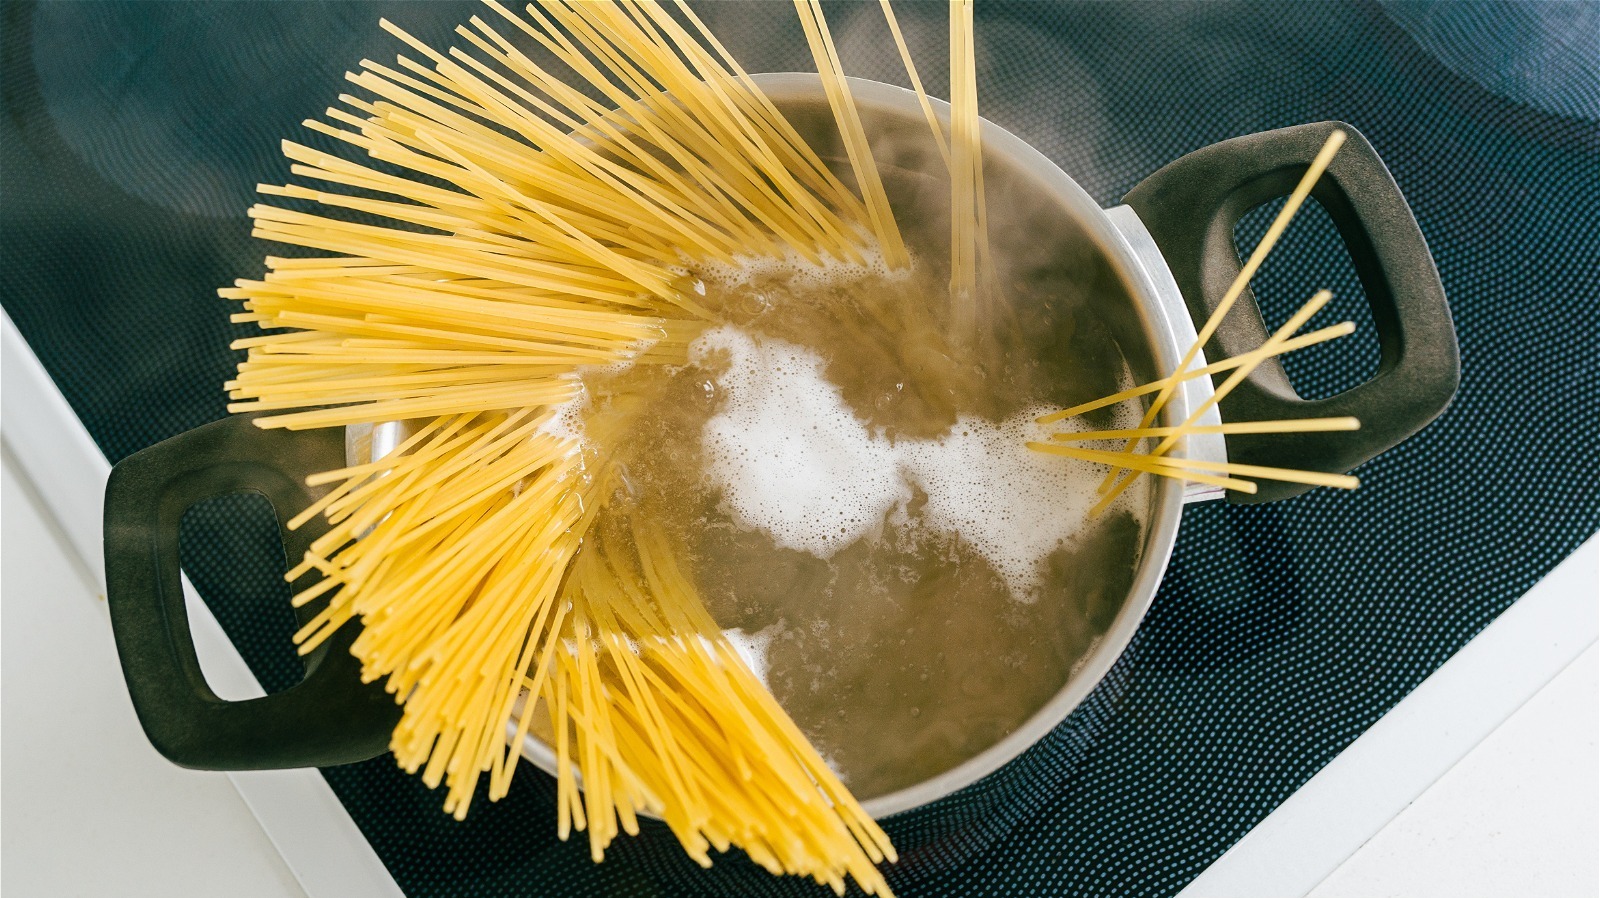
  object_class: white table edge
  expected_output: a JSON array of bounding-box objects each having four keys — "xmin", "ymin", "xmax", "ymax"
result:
[
  {"xmin": 1176, "ymin": 535, "xmax": 1598, "ymax": 893},
  {"xmin": 1, "ymin": 310, "xmax": 404, "ymax": 898}
]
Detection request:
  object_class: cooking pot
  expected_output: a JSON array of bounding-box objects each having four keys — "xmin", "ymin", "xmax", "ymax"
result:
[{"xmin": 102, "ymin": 75, "xmax": 1458, "ymax": 819}]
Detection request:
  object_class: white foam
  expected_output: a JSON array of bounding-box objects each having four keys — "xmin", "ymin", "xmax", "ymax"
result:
[
  {"xmin": 901, "ymin": 412, "xmax": 1100, "ymax": 603},
  {"xmin": 693, "ymin": 326, "xmax": 909, "ymax": 557},
  {"xmin": 721, "ymin": 624, "xmax": 780, "ymax": 688},
  {"xmin": 696, "ymin": 244, "xmax": 898, "ymax": 293},
  {"xmin": 535, "ymin": 351, "xmax": 653, "ymax": 449},
  {"xmin": 694, "ymin": 326, "xmax": 1131, "ymax": 601},
  {"xmin": 537, "ymin": 378, "xmax": 590, "ymax": 445}
]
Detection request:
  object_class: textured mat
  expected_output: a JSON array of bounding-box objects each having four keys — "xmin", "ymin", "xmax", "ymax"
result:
[{"xmin": 3, "ymin": 2, "xmax": 1597, "ymax": 896}]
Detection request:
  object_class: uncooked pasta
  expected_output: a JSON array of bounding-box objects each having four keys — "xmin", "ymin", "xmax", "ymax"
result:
[{"xmin": 224, "ymin": 2, "xmax": 1011, "ymax": 894}]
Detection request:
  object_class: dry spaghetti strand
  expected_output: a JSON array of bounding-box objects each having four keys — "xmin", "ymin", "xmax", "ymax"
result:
[{"xmin": 1092, "ymin": 130, "xmax": 1347, "ymax": 491}]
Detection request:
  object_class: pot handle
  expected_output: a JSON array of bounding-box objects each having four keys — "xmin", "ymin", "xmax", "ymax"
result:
[
  {"xmin": 1123, "ymin": 121, "xmax": 1459, "ymax": 503},
  {"xmin": 103, "ymin": 415, "xmax": 399, "ymax": 769}
]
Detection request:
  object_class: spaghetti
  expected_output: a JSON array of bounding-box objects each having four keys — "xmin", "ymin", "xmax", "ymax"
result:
[
  {"xmin": 222, "ymin": 1, "xmax": 1013, "ymax": 894},
  {"xmin": 1027, "ymin": 130, "xmax": 1366, "ymax": 505},
  {"xmin": 1030, "ymin": 292, "xmax": 1368, "ymax": 502}
]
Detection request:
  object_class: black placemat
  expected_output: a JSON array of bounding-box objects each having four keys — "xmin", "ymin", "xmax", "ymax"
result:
[{"xmin": 4, "ymin": 2, "xmax": 1597, "ymax": 896}]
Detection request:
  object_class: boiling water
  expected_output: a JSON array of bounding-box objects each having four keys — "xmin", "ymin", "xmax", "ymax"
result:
[{"xmin": 562, "ymin": 248, "xmax": 1151, "ymax": 800}]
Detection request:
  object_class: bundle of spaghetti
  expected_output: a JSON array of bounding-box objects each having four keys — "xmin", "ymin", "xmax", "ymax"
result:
[
  {"xmin": 792, "ymin": 0, "xmax": 908, "ymax": 270},
  {"xmin": 1034, "ymin": 320, "xmax": 1357, "ymax": 422},
  {"xmin": 1029, "ymin": 288, "xmax": 1364, "ymax": 501},
  {"xmin": 226, "ymin": 0, "xmax": 905, "ymax": 430},
  {"xmin": 284, "ymin": 407, "xmax": 589, "ymax": 818},
  {"xmin": 536, "ymin": 518, "xmax": 896, "ymax": 895},
  {"xmin": 218, "ymin": 1, "xmax": 1016, "ymax": 892},
  {"xmin": 1080, "ymin": 129, "xmax": 1348, "ymax": 503},
  {"xmin": 1028, "ymin": 442, "xmax": 1361, "ymax": 494},
  {"xmin": 946, "ymin": 0, "xmax": 990, "ymax": 341}
]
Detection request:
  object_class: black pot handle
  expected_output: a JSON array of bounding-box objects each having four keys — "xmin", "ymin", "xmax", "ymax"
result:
[
  {"xmin": 103, "ymin": 415, "xmax": 399, "ymax": 769},
  {"xmin": 1123, "ymin": 121, "xmax": 1459, "ymax": 503}
]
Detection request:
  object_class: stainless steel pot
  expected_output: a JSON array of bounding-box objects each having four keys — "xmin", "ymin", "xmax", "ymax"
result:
[{"xmin": 102, "ymin": 76, "xmax": 1457, "ymax": 815}]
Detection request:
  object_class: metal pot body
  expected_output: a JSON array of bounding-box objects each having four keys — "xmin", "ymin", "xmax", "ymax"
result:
[{"xmin": 103, "ymin": 76, "xmax": 1457, "ymax": 816}]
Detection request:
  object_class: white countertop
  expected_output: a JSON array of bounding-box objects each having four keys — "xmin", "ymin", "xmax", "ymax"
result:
[
  {"xmin": 1308, "ymin": 641, "xmax": 1597, "ymax": 898},
  {"xmin": 2, "ymin": 450, "xmax": 307, "ymax": 898}
]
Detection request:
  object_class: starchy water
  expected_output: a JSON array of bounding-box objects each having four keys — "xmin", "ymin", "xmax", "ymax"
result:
[{"xmin": 562, "ymin": 248, "xmax": 1152, "ymax": 799}]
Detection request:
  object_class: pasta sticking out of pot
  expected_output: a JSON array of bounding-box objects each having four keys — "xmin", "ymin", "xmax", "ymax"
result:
[
  {"xmin": 223, "ymin": 1, "xmax": 1013, "ymax": 894},
  {"xmin": 1029, "ymin": 131, "xmax": 1367, "ymax": 508}
]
